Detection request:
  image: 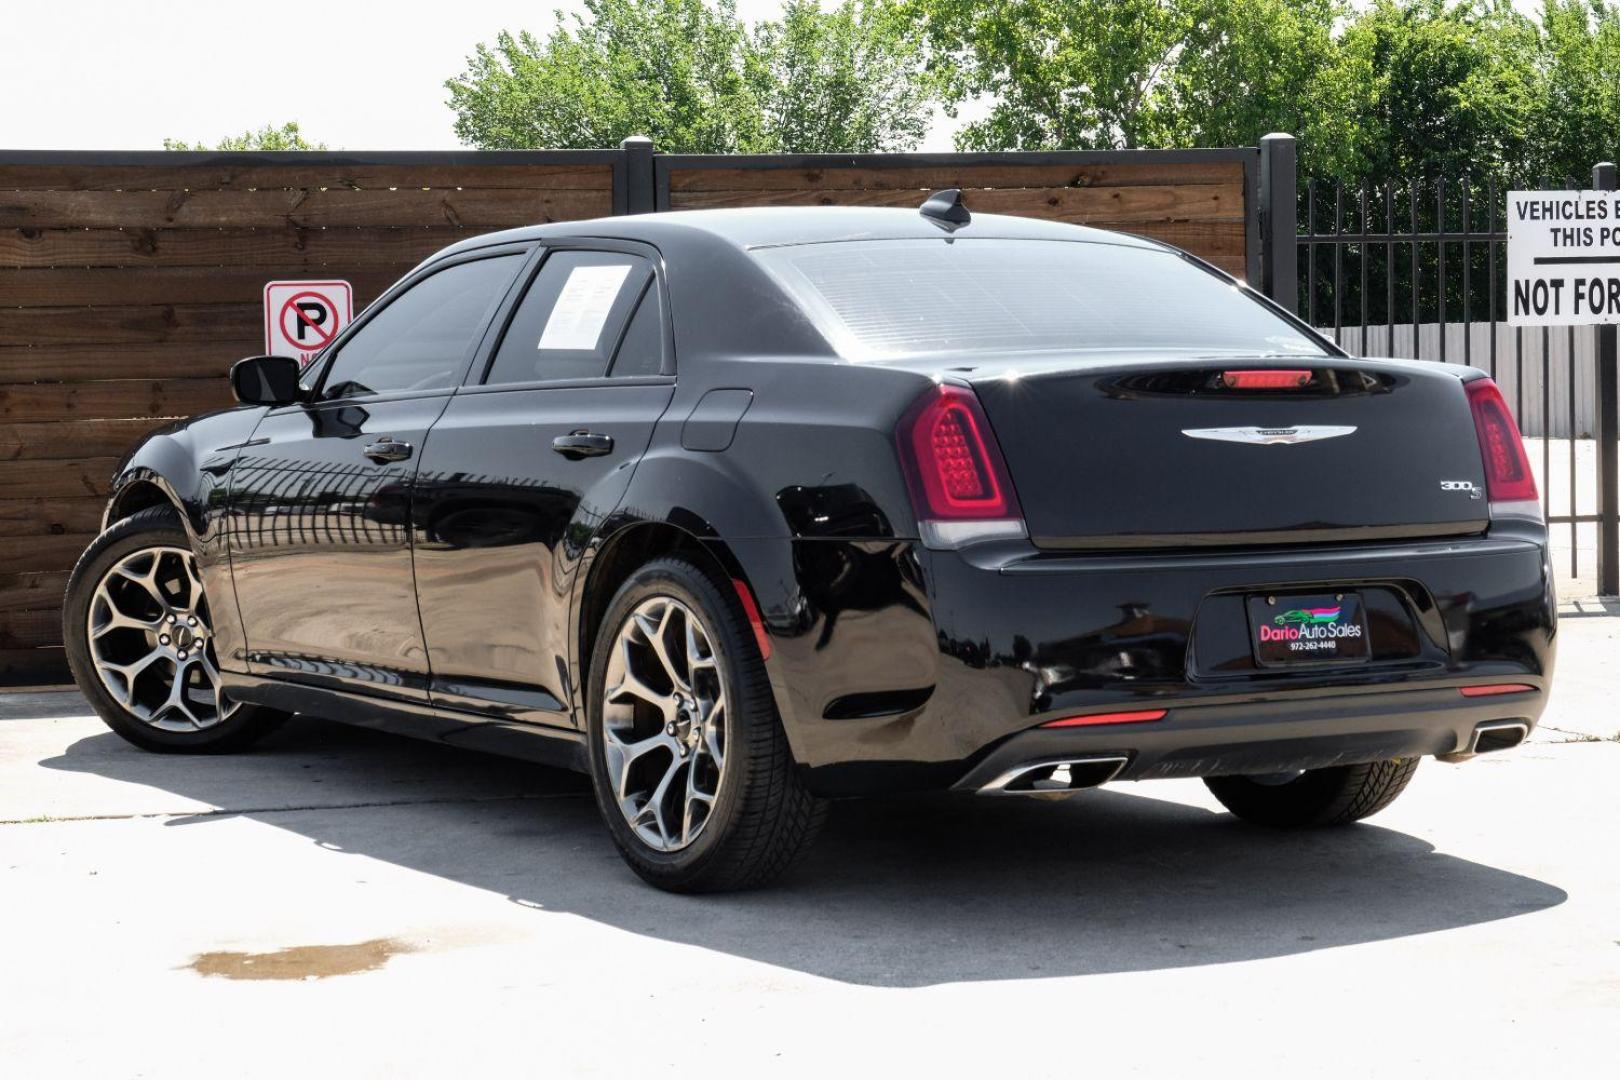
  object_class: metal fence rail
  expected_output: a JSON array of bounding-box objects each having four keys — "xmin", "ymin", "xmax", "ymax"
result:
[{"xmin": 1292, "ymin": 166, "xmax": 1620, "ymax": 594}]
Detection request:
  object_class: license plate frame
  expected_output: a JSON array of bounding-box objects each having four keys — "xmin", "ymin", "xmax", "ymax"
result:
[{"xmin": 1246, "ymin": 592, "xmax": 1372, "ymax": 667}]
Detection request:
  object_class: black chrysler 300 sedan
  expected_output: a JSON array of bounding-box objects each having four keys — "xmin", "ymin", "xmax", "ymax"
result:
[{"xmin": 64, "ymin": 198, "xmax": 1555, "ymax": 891}]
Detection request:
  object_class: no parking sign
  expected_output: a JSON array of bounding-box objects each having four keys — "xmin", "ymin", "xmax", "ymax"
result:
[{"xmin": 263, "ymin": 280, "xmax": 353, "ymax": 364}]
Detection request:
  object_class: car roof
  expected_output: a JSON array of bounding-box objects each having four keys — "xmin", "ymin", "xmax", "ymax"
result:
[
  {"xmin": 419, "ymin": 207, "xmax": 1177, "ymax": 364},
  {"xmin": 431, "ymin": 205, "xmax": 1166, "ymax": 261}
]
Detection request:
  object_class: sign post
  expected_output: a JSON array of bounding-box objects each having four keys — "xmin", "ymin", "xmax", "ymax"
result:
[
  {"xmin": 263, "ymin": 280, "xmax": 353, "ymax": 366},
  {"xmin": 1592, "ymin": 166, "xmax": 1620, "ymax": 595}
]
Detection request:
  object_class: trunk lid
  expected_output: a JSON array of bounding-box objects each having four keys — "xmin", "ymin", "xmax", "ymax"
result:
[{"xmin": 967, "ymin": 358, "xmax": 1489, "ymax": 548}]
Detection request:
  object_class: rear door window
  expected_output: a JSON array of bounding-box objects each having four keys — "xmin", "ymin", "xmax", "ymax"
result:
[{"xmin": 484, "ymin": 251, "xmax": 654, "ymax": 385}]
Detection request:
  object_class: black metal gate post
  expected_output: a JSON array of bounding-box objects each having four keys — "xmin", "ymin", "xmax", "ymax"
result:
[
  {"xmin": 1259, "ymin": 133, "xmax": 1298, "ymax": 313},
  {"xmin": 1594, "ymin": 162, "xmax": 1619, "ymax": 595},
  {"xmin": 621, "ymin": 136, "xmax": 656, "ymax": 214}
]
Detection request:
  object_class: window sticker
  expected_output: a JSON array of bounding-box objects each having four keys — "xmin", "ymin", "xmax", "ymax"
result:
[{"xmin": 538, "ymin": 264, "xmax": 633, "ymax": 350}]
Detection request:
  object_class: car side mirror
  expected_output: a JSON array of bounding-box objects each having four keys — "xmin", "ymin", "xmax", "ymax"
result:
[{"xmin": 230, "ymin": 355, "xmax": 304, "ymax": 406}]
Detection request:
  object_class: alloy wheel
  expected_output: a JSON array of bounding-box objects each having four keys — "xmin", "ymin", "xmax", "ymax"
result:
[
  {"xmin": 85, "ymin": 545, "xmax": 238, "ymax": 731},
  {"xmin": 600, "ymin": 595, "xmax": 728, "ymax": 852}
]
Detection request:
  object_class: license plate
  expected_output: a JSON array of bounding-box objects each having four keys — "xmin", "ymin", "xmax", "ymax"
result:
[{"xmin": 1246, "ymin": 592, "xmax": 1371, "ymax": 666}]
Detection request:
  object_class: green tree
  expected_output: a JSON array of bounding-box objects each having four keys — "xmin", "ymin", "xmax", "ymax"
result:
[
  {"xmin": 1312, "ymin": 0, "xmax": 1541, "ymax": 181},
  {"xmin": 744, "ymin": 0, "xmax": 930, "ymax": 153},
  {"xmin": 1530, "ymin": 0, "xmax": 1620, "ymax": 180},
  {"xmin": 446, "ymin": 0, "xmax": 931, "ymax": 153},
  {"xmin": 1158, "ymin": 1, "xmax": 1343, "ymax": 161},
  {"xmin": 163, "ymin": 121, "xmax": 326, "ymax": 151},
  {"xmin": 910, "ymin": 0, "xmax": 1187, "ymax": 151},
  {"xmin": 908, "ymin": 0, "xmax": 1341, "ymax": 154}
]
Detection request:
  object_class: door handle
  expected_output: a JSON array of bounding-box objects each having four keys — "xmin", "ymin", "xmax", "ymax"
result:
[
  {"xmin": 363, "ymin": 438, "xmax": 413, "ymax": 464},
  {"xmin": 551, "ymin": 431, "xmax": 614, "ymax": 459}
]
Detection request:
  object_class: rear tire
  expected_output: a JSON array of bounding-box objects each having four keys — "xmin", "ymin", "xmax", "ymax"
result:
[
  {"xmin": 1203, "ymin": 759, "xmax": 1419, "ymax": 828},
  {"xmin": 585, "ymin": 555, "xmax": 825, "ymax": 893},
  {"xmin": 63, "ymin": 505, "xmax": 289, "ymax": 754}
]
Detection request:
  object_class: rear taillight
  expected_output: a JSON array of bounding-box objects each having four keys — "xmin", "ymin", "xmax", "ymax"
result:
[
  {"xmin": 1464, "ymin": 378, "xmax": 1541, "ymax": 520},
  {"xmin": 898, "ymin": 383, "xmax": 1024, "ymax": 549}
]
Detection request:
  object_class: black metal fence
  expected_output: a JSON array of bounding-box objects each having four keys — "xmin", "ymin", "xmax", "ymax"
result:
[{"xmin": 1256, "ymin": 135, "xmax": 1620, "ymax": 595}]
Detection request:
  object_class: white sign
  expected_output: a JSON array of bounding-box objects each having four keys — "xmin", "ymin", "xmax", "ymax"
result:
[
  {"xmin": 264, "ymin": 280, "xmax": 353, "ymax": 364},
  {"xmin": 1507, "ymin": 190, "xmax": 1620, "ymax": 326},
  {"xmin": 538, "ymin": 264, "xmax": 632, "ymax": 350}
]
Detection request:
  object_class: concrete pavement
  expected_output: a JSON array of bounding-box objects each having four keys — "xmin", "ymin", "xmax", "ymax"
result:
[{"xmin": 2, "ymin": 613, "xmax": 1616, "ymax": 1078}]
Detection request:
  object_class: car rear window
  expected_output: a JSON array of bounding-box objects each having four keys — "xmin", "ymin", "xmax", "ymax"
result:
[{"xmin": 751, "ymin": 238, "xmax": 1328, "ymax": 362}]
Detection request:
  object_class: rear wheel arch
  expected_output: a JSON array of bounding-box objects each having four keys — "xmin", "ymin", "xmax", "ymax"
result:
[{"xmin": 576, "ymin": 521, "xmax": 744, "ymax": 686}]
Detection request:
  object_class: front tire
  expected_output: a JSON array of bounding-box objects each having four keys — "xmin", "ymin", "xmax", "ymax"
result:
[
  {"xmin": 63, "ymin": 505, "xmax": 288, "ymax": 753},
  {"xmin": 1204, "ymin": 759, "xmax": 1420, "ymax": 828},
  {"xmin": 585, "ymin": 556, "xmax": 825, "ymax": 892}
]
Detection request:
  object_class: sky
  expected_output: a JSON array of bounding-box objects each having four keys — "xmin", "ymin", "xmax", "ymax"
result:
[
  {"xmin": 0, "ymin": 0, "xmax": 971, "ymax": 151},
  {"xmin": 0, "ymin": 0, "xmax": 1552, "ymax": 155}
]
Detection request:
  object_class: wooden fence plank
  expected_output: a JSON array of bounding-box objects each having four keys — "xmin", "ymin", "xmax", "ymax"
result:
[
  {"xmin": 0, "ymin": 572, "xmax": 70, "ymax": 612},
  {"xmin": 666, "ymin": 161, "xmax": 1246, "ymax": 192},
  {"xmin": 0, "ymin": 188, "xmax": 611, "ymax": 230},
  {"xmin": 0, "ymin": 534, "xmax": 96, "ymax": 573},
  {"xmin": 668, "ymin": 183, "xmax": 1243, "ymax": 222},
  {"xmin": 0, "ymin": 419, "xmax": 169, "ymax": 460},
  {"xmin": 0, "ymin": 379, "xmax": 230, "ymax": 421},
  {"xmin": 0, "ymin": 341, "xmax": 261, "ymax": 384},
  {"xmin": 0, "ymin": 227, "xmax": 470, "ymax": 270},
  {"xmin": 0, "ymin": 162, "xmax": 615, "ymax": 192},
  {"xmin": 0, "ymin": 458, "xmax": 122, "ymax": 498},
  {"xmin": 0, "ymin": 498, "xmax": 105, "ymax": 537},
  {"xmin": 1107, "ymin": 220, "xmax": 1247, "ymax": 258},
  {"xmin": 0, "ymin": 304, "xmax": 263, "ymax": 347},
  {"xmin": 0, "ymin": 267, "xmax": 399, "ymax": 308}
]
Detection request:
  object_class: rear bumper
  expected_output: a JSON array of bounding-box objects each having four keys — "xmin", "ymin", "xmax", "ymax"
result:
[
  {"xmin": 949, "ymin": 683, "xmax": 1544, "ymax": 792},
  {"xmin": 732, "ymin": 524, "xmax": 1556, "ymax": 796}
]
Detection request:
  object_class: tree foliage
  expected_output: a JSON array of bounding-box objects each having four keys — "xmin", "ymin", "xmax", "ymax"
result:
[
  {"xmin": 446, "ymin": 0, "xmax": 930, "ymax": 153},
  {"xmin": 163, "ymin": 121, "xmax": 326, "ymax": 151},
  {"xmin": 912, "ymin": 0, "xmax": 1620, "ymax": 181}
]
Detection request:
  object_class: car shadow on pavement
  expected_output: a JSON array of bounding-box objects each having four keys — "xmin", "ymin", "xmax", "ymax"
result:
[{"xmin": 43, "ymin": 715, "xmax": 1567, "ymax": 988}]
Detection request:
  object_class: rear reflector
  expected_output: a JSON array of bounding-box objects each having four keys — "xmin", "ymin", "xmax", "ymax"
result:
[
  {"xmin": 1459, "ymin": 683, "xmax": 1536, "ymax": 698},
  {"xmin": 1465, "ymin": 378, "xmax": 1539, "ymax": 509},
  {"xmin": 731, "ymin": 579, "xmax": 772, "ymax": 661},
  {"xmin": 1222, "ymin": 369, "xmax": 1312, "ymax": 390},
  {"xmin": 1040, "ymin": 708, "xmax": 1167, "ymax": 728}
]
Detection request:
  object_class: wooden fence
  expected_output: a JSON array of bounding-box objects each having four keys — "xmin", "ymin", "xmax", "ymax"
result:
[{"xmin": 0, "ymin": 141, "xmax": 1267, "ymax": 683}]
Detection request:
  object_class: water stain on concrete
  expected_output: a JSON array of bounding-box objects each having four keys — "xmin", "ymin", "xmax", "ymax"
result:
[{"xmin": 187, "ymin": 938, "xmax": 414, "ymax": 981}]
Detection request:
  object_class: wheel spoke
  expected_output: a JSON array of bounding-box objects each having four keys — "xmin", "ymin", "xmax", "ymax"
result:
[
  {"xmin": 703, "ymin": 706, "xmax": 726, "ymax": 766},
  {"xmin": 158, "ymin": 658, "xmax": 201, "ymax": 728},
  {"xmin": 641, "ymin": 753, "xmax": 685, "ymax": 847},
  {"xmin": 604, "ymin": 728, "xmax": 675, "ymax": 801},
  {"xmin": 636, "ymin": 603, "xmax": 687, "ymax": 693},
  {"xmin": 95, "ymin": 649, "xmax": 166, "ymax": 707},
  {"xmin": 686, "ymin": 617, "xmax": 715, "ymax": 672},
  {"xmin": 606, "ymin": 637, "xmax": 673, "ymax": 717},
  {"xmin": 682, "ymin": 765, "xmax": 715, "ymax": 846},
  {"xmin": 91, "ymin": 583, "xmax": 165, "ymax": 637}
]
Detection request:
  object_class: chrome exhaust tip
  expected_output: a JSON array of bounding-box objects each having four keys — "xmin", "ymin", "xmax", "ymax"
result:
[
  {"xmin": 978, "ymin": 755, "xmax": 1130, "ymax": 797},
  {"xmin": 1471, "ymin": 720, "xmax": 1530, "ymax": 754},
  {"xmin": 1439, "ymin": 720, "xmax": 1531, "ymax": 763}
]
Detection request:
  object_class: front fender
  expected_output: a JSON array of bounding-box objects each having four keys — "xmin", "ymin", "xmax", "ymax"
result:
[{"xmin": 101, "ymin": 406, "xmax": 265, "ymax": 672}]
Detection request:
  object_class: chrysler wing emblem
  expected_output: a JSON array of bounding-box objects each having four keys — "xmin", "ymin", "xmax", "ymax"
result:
[{"xmin": 1180, "ymin": 425, "xmax": 1357, "ymax": 446}]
